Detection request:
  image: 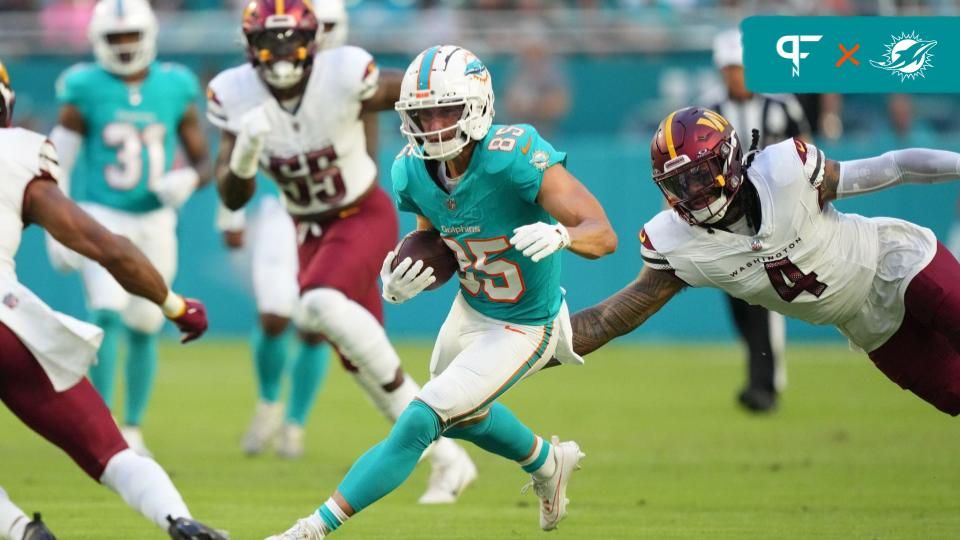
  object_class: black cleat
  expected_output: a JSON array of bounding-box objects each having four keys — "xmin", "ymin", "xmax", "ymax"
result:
[
  {"xmin": 167, "ymin": 515, "xmax": 230, "ymax": 540},
  {"xmin": 737, "ymin": 387, "xmax": 778, "ymax": 413},
  {"xmin": 23, "ymin": 513, "xmax": 56, "ymax": 540}
]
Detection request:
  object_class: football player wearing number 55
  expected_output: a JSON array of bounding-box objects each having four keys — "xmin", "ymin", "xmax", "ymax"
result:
[
  {"xmin": 46, "ymin": 0, "xmax": 212, "ymax": 458},
  {"xmin": 569, "ymin": 106, "xmax": 960, "ymax": 418},
  {"xmin": 266, "ymin": 45, "xmax": 617, "ymax": 540},
  {"xmin": 210, "ymin": 0, "xmax": 477, "ymax": 504}
]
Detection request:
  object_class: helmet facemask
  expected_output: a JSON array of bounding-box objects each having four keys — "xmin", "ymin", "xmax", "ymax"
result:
[
  {"xmin": 655, "ymin": 140, "xmax": 741, "ymax": 225},
  {"xmin": 247, "ymin": 26, "xmax": 317, "ymax": 89},
  {"xmin": 399, "ymin": 101, "xmax": 479, "ymax": 161}
]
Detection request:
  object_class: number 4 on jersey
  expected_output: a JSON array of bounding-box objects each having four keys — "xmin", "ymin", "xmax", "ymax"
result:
[{"xmin": 764, "ymin": 257, "xmax": 828, "ymax": 302}]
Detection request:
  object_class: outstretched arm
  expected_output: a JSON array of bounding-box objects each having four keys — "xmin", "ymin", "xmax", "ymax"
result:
[
  {"xmin": 570, "ymin": 265, "xmax": 685, "ymax": 356},
  {"xmin": 819, "ymin": 148, "xmax": 960, "ymax": 203},
  {"xmin": 28, "ymin": 180, "xmax": 168, "ymax": 305},
  {"xmin": 536, "ymin": 164, "xmax": 618, "ymax": 259}
]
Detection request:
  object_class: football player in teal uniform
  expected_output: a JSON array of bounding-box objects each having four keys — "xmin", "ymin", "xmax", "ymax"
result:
[
  {"xmin": 266, "ymin": 45, "xmax": 617, "ymax": 539},
  {"xmin": 47, "ymin": 0, "xmax": 211, "ymax": 457}
]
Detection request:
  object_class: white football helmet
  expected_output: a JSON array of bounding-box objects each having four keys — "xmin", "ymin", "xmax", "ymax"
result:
[
  {"xmin": 88, "ymin": 0, "xmax": 158, "ymax": 77},
  {"xmin": 396, "ymin": 45, "xmax": 495, "ymax": 161},
  {"xmin": 314, "ymin": 0, "xmax": 348, "ymax": 49}
]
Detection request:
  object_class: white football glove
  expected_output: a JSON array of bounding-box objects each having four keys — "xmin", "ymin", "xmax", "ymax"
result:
[
  {"xmin": 215, "ymin": 202, "xmax": 246, "ymax": 232},
  {"xmin": 509, "ymin": 222, "xmax": 571, "ymax": 263},
  {"xmin": 380, "ymin": 251, "xmax": 436, "ymax": 304},
  {"xmin": 229, "ymin": 105, "xmax": 271, "ymax": 178},
  {"xmin": 153, "ymin": 167, "xmax": 200, "ymax": 209}
]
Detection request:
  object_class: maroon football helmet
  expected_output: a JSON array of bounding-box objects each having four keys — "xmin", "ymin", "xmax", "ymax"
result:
[
  {"xmin": 242, "ymin": 0, "xmax": 320, "ymax": 89},
  {"xmin": 650, "ymin": 107, "xmax": 743, "ymax": 225},
  {"xmin": 0, "ymin": 60, "xmax": 14, "ymax": 128}
]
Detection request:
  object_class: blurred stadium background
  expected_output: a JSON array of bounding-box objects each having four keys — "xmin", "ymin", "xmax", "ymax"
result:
[
  {"xmin": 3, "ymin": 2, "xmax": 960, "ymax": 539},
  {"xmin": 2, "ymin": 0, "xmax": 960, "ymax": 342}
]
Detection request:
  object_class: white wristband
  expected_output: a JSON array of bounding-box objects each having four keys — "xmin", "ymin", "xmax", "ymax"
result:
[
  {"xmin": 161, "ymin": 291, "xmax": 186, "ymax": 318},
  {"xmin": 228, "ymin": 132, "xmax": 264, "ymax": 179}
]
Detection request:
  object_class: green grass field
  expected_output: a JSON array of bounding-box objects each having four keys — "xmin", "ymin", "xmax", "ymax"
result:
[{"xmin": 2, "ymin": 341, "xmax": 959, "ymax": 539}]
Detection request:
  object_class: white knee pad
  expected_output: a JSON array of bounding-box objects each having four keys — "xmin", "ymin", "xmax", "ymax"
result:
[
  {"xmin": 295, "ymin": 287, "xmax": 400, "ymax": 385},
  {"xmin": 122, "ymin": 297, "xmax": 165, "ymax": 334}
]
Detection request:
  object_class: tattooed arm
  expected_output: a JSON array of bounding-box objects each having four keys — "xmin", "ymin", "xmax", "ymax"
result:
[{"xmin": 571, "ymin": 265, "xmax": 686, "ymax": 356}]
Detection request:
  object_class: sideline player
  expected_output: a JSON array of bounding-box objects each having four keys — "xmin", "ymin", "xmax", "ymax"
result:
[
  {"xmin": 265, "ymin": 45, "xmax": 617, "ymax": 539},
  {"xmin": 46, "ymin": 0, "xmax": 211, "ymax": 456},
  {"xmin": 569, "ymin": 106, "xmax": 960, "ymax": 417},
  {"xmin": 208, "ymin": 0, "xmax": 475, "ymax": 501},
  {"xmin": 0, "ymin": 60, "xmax": 223, "ymax": 540}
]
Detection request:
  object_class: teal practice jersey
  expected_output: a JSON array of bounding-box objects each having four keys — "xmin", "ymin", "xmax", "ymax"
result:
[
  {"xmin": 56, "ymin": 62, "xmax": 199, "ymax": 212},
  {"xmin": 392, "ymin": 124, "xmax": 566, "ymax": 325}
]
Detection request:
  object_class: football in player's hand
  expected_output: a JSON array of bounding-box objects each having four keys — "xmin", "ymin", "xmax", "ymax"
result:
[{"xmin": 391, "ymin": 230, "xmax": 458, "ymax": 290}]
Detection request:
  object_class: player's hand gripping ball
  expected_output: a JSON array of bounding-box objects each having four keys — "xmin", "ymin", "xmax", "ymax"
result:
[{"xmin": 380, "ymin": 230, "xmax": 457, "ymax": 304}]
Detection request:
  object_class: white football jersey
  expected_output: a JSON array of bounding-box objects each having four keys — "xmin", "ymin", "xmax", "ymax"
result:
[
  {"xmin": 0, "ymin": 127, "xmax": 103, "ymax": 390},
  {"xmin": 642, "ymin": 138, "xmax": 936, "ymax": 351},
  {"xmin": 207, "ymin": 46, "xmax": 379, "ymax": 218}
]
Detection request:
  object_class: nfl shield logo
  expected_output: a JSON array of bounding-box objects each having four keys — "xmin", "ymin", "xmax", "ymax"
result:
[
  {"xmin": 3, "ymin": 292, "xmax": 18, "ymax": 309},
  {"xmin": 446, "ymin": 197, "xmax": 457, "ymax": 211}
]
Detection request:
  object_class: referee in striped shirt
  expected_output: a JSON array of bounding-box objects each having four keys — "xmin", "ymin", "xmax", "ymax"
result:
[{"xmin": 711, "ymin": 29, "xmax": 812, "ymax": 413}]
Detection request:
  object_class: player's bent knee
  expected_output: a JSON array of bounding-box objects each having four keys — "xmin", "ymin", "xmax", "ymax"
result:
[
  {"xmin": 260, "ymin": 313, "xmax": 291, "ymax": 337},
  {"xmin": 295, "ymin": 287, "xmax": 350, "ymax": 334},
  {"xmin": 391, "ymin": 399, "xmax": 443, "ymax": 448}
]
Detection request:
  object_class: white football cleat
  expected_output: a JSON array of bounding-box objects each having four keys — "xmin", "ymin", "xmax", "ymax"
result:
[
  {"xmin": 276, "ymin": 423, "xmax": 305, "ymax": 459},
  {"xmin": 120, "ymin": 426, "xmax": 153, "ymax": 458},
  {"xmin": 521, "ymin": 436, "xmax": 584, "ymax": 531},
  {"xmin": 264, "ymin": 514, "xmax": 325, "ymax": 540},
  {"xmin": 242, "ymin": 400, "xmax": 283, "ymax": 456},
  {"xmin": 418, "ymin": 446, "xmax": 478, "ymax": 504}
]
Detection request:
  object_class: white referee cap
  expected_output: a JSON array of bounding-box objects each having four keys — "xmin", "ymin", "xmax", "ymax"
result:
[{"xmin": 713, "ymin": 29, "xmax": 743, "ymax": 68}]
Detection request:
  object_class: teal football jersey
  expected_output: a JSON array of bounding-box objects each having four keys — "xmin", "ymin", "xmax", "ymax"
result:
[
  {"xmin": 392, "ymin": 124, "xmax": 566, "ymax": 325},
  {"xmin": 56, "ymin": 62, "xmax": 199, "ymax": 212}
]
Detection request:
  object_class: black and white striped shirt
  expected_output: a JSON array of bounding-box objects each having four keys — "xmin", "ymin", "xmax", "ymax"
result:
[{"xmin": 711, "ymin": 94, "xmax": 811, "ymax": 149}]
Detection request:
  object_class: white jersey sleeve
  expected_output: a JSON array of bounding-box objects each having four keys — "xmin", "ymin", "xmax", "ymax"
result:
[
  {"xmin": 793, "ymin": 138, "xmax": 825, "ymax": 189},
  {"xmin": 335, "ymin": 46, "xmax": 379, "ymax": 102},
  {"xmin": 639, "ymin": 225, "xmax": 675, "ymax": 272},
  {"xmin": 0, "ymin": 128, "xmax": 62, "ymax": 277},
  {"xmin": 206, "ymin": 64, "xmax": 270, "ymax": 134}
]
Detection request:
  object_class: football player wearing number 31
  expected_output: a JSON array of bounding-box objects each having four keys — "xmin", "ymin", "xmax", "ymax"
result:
[
  {"xmin": 47, "ymin": 0, "xmax": 212, "ymax": 457},
  {"xmin": 210, "ymin": 0, "xmax": 476, "ymax": 505},
  {"xmin": 570, "ymin": 106, "xmax": 960, "ymax": 417},
  {"xmin": 266, "ymin": 45, "xmax": 617, "ymax": 540}
]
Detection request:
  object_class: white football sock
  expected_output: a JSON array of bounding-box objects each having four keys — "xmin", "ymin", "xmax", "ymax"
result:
[
  {"xmin": 0, "ymin": 487, "xmax": 28, "ymax": 540},
  {"xmin": 351, "ymin": 370, "xmax": 419, "ymax": 422},
  {"xmin": 525, "ymin": 437, "xmax": 557, "ymax": 482},
  {"xmin": 99, "ymin": 449, "xmax": 191, "ymax": 529}
]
